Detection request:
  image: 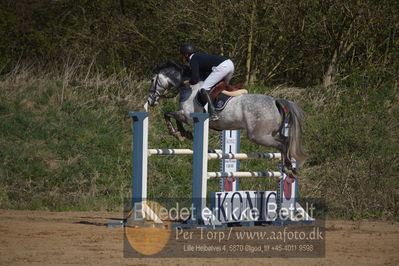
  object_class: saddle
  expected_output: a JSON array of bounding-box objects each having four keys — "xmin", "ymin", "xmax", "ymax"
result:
[
  {"xmin": 195, "ymin": 81, "xmax": 248, "ymax": 111},
  {"xmin": 210, "ymin": 81, "xmax": 247, "ymax": 101}
]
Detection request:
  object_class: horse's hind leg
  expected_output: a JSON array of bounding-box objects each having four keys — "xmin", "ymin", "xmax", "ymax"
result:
[
  {"xmin": 280, "ymin": 143, "xmax": 299, "ymax": 179},
  {"xmin": 272, "ymin": 139, "xmax": 298, "ymax": 179},
  {"xmin": 247, "ymin": 131, "xmax": 298, "ymax": 179}
]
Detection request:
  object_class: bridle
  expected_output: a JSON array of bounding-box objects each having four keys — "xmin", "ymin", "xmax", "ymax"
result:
[
  {"xmin": 148, "ymin": 73, "xmax": 179, "ymax": 104},
  {"xmin": 148, "ymin": 74, "xmax": 167, "ymax": 103}
]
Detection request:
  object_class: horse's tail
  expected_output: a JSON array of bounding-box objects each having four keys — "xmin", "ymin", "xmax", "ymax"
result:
[{"xmin": 276, "ymin": 99, "xmax": 308, "ymax": 164}]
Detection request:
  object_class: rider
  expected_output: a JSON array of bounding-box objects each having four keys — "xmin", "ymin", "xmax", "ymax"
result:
[{"xmin": 180, "ymin": 44, "xmax": 235, "ymax": 121}]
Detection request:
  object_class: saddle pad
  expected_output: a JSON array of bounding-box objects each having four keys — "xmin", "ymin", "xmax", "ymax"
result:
[
  {"xmin": 195, "ymin": 92, "xmax": 233, "ymax": 112},
  {"xmin": 214, "ymin": 93, "xmax": 233, "ymax": 111}
]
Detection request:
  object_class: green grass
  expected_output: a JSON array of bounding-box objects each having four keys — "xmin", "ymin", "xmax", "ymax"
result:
[{"xmin": 0, "ymin": 76, "xmax": 143, "ymax": 210}]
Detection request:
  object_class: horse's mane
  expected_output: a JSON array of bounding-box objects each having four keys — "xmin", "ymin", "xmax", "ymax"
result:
[{"xmin": 153, "ymin": 60, "xmax": 190, "ymax": 76}]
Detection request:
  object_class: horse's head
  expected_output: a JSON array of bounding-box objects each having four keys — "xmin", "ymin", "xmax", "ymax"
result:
[
  {"xmin": 147, "ymin": 73, "xmax": 172, "ymax": 106},
  {"xmin": 147, "ymin": 61, "xmax": 188, "ymax": 106}
]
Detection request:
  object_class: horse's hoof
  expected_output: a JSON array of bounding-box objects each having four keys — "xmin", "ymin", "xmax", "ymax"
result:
[
  {"xmin": 288, "ymin": 172, "xmax": 298, "ymax": 179},
  {"xmin": 283, "ymin": 166, "xmax": 298, "ymax": 179},
  {"xmin": 292, "ymin": 168, "xmax": 299, "ymax": 176},
  {"xmin": 282, "ymin": 165, "xmax": 290, "ymax": 174},
  {"xmin": 174, "ymin": 132, "xmax": 185, "ymax": 141}
]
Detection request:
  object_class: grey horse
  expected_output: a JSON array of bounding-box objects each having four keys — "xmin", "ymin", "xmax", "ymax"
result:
[{"xmin": 147, "ymin": 61, "xmax": 308, "ymax": 178}]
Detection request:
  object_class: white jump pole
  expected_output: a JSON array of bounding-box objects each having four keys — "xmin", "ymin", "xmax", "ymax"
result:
[
  {"xmin": 148, "ymin": 149, "xmax": 223, "ymax": 156},
  {"xmin": 209, "ymin": 152, "xmax": 281, "ymax": 160},
  {"xmin": 208, "ymin": 171, "xmax": 283, "ymax": 178}
]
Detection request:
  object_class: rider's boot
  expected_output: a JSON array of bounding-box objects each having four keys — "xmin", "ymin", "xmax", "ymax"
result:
[{"xmin": 201, "ymin": 89, "xmax": 219, "ymax": 121}]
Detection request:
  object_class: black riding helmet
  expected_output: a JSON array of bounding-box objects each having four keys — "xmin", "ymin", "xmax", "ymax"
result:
[{"xmin": 180, "ymin": 44, "xmax": 195, "ymax": 55}]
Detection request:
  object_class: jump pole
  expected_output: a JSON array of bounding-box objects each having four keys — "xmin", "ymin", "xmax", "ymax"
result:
[{"xmin": 125, "ymin": 109, "xmax": 312, "ymax": 227}]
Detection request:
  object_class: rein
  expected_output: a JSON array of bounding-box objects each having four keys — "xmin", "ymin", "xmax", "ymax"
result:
[
  {"xmin": 150, "ymin": 74, "xmax": 179, "ymax": 100},
  {"xmin": 163, "ymin": 91, "xmax": 178, "ymax": 99}
]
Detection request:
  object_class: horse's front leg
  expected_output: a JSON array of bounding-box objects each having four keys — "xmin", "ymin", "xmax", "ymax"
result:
[
  {"xmin": 164, "ymin": 112, "xmax": 184, "ymax": 141},
  {"xmin": 176, "ymin": 120, "xmax": 193, "ymax": 140},
  {"xmin": 164, "ymin": 110, "xmax": 191, "ymax": 141}
]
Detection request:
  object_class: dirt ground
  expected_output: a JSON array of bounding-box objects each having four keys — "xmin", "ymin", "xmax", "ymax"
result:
[{"xmin": 0, "ymin": 209, "xmax": 398, "ymax": 266}]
